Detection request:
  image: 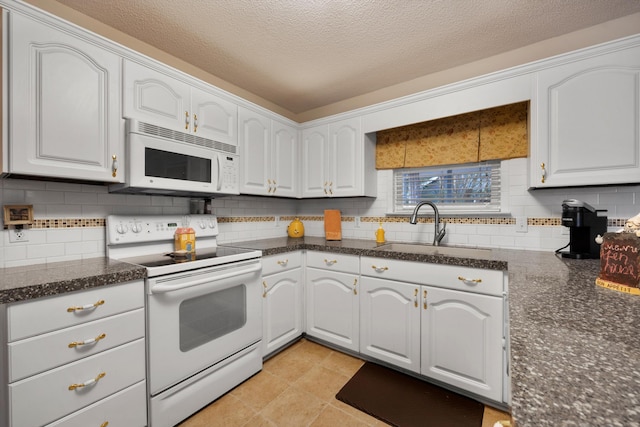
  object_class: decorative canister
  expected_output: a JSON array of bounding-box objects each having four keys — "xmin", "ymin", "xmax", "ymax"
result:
[
  {"xmin": 174, "ymin": 227, "xmax": 196, "ymax": 253},
  {"xmin": 287, "ymin": 217, "xmax": 305, "ymax": 238}
]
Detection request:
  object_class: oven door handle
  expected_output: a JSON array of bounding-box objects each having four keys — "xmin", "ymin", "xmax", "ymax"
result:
[{"xmin": 149, "ymin": 263, "xmax": 261, "ymax": 294}]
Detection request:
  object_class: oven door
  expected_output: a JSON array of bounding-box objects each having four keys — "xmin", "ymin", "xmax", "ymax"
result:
[{"xmin": 146, "ymin": 259, "xmax": 262, "ymax": 395}]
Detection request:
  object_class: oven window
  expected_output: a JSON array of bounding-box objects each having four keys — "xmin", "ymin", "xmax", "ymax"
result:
[
  {"xmin": 179, "ymin": 284, "xmax": 247, "ymax": 352},
  {"xmin": 145, "ymin": 147, "xmax": 212, "ymax": 183}
]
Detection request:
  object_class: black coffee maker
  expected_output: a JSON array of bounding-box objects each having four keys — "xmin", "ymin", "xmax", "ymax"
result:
[{"xmin": 561, "ymin": 199, "xmax": 607, "ymax": 259}]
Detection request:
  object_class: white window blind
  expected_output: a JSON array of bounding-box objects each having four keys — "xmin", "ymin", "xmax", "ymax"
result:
[{"xmin": 393, "ymin": 161, "xmax": 502, "ymax": 214}]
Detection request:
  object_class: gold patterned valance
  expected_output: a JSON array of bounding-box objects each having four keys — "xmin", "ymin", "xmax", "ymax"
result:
[{"xmin": 376, "ymin": 101, "xmax": 528, "ymax": 169}]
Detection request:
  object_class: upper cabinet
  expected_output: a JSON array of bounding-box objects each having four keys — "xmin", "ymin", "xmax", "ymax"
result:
[
  {"xmin": 238, "ymin": 107, "xmax": 298, "ymax": 197},
  {"xmin": 530, "ymin": 44, "xmax": 640, "ymax": 188},
  {"xmin": 5, "ymin": 12, "xmax": 123, "ymax": 182},
  {"xmin": 123, "ymin": 59, "xmax": 238, "ymax": 146},
  {"xmin": 300, "ymin": 117, "xmax": 376, "ymax": 198}
]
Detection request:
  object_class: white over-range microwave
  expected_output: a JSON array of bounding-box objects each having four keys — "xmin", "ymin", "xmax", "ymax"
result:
[{"xmin": 110, "ymin": 119, "xmax": 239, "ymax": 197}]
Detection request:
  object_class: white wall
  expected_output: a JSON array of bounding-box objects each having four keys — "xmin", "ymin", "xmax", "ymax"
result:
[{"xmin": 2, "ymin": 158, "xmax": 638, "ymax": 268}]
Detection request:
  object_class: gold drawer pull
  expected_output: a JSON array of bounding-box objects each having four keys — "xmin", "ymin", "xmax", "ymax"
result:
[
  {"xmin": 458, "ymin": 276, "xmax": 482, "ymax": 284},
  {"xmin": 324, "ymin": 259, "xmax": 337, "ymax": 265},
  {"xmin": 353, "ymin": 278, "xmax": 358, "ymax": 295},
  {"xmin": 67, "ymin": 299, "xmax": 105, "ymax": 313},
  {"xmin": 277, "ymin": 259, "xmax": 288, "ymax": 266},
  {"xmin": 68, "ymin": 372, "xmax": 106, "ymax": 391},
  {"xmin": 371, "ymin": 265, "xmax": 388, "ymax": 273},
  {"xmin": 414, "ymin": 288, "xmax": 418, "ymax": 307},
  {"xmin": 68, "ymin": 333, "xmax": 106, "ymax": 348},
  {"xmin": 262, "ymin": 281, "xmax": 268, "ymax": 298},
  {"xmin": 100, "ymin": 422, "xmax": 109, "ymax": 427},
  {"xmin": 423, "ymin": 289, "xmax": 428, "ymax": 310}
]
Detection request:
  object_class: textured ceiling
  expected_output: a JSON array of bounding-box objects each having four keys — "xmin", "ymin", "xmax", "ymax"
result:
[{"xmin": 52, "ymin": 0, "xmax": 640, "ymax": 116}]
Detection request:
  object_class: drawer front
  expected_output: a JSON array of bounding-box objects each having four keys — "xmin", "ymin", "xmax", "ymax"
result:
[
  {"xmin": 46, "ymin": 381, "xmax": 147, "ymax": 427},
  {"xmin": 10, "ymin": 339, "xmax": 145, "ymax": 427},
  {"xmin": 360, "ymin": 256, "xmax": 505, "ymax": 297},
  {"xmin": 262, "ymin": 251, "xmax": 303, "ymax": 276},
  {"xmin": 306, "ymin": 251, "xmax": 360, "ymax": 273},
  {"xmin": 8, "ymin": 280, "xmax": 144, "ymax": 341},
  {"xmin": 9, "ymin": 308, "xmax": 145, "ymax": 382}
]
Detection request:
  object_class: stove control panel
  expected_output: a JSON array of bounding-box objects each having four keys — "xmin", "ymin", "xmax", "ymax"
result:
[{"xmin": 106, "ymin": 214, "xmax": 218, "ymax": 245}]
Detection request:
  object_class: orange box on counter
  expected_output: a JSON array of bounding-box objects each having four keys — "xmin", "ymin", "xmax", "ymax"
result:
[{"xmin": 174, "ymin": 227, "xmax": 196, "ymax": 253}]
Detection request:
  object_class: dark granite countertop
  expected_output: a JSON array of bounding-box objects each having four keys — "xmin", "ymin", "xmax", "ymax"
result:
[
  {"xmin": 0, "ymin": 258, "xmax": 147, "ymax": 304},
  {"xmin": 226, "ymin": 237, "xmax": 640, "ymax": 427}
]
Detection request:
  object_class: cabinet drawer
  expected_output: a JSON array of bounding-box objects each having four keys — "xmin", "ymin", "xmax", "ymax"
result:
[
  {"xmin": 46, "ymin": 380, "xmax": 147, "ymax": 427},
  {"xmin": 9, "ymin": 308, "xmax": 145, "ymax": 382},
  {"xmin": 306, "ymin": 251, "xmax": 359, "ymax": 273},
  {"xmin": 8, "ymin": 280, "xmax": 144, "ymax": 341},
  {"xmin": 361, "ymin": 256, "xmax": 505, "ymax": 297},
  {"xmin": 10, "ymin": 338, "xmax": 145, "ymax": 427},
  {"xmin": 262, "ymin": 251, "xmax": 302, "ymax": 276}
]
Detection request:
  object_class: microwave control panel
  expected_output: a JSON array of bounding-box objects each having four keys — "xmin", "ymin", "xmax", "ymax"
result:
[{"xmin": 219, "ymin": 154, "xmax": 239, "ymax": 194}]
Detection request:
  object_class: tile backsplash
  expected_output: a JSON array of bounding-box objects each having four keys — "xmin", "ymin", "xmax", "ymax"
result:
[{"xmin": 2, "ymin": 158, "xmax": 639, "ymax": 268}]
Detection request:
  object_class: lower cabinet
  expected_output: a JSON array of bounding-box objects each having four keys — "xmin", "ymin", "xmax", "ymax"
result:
[
  {"xmin": 262, "ymin": 253, "xmax": 304, "ymax": 357},
  {"xmin": 1, "ymin": 281, "xmax": 146, "ymax": 427},
  {"xmin": 360, "ymin": 256, "xmax": 506, "ymax": 402},
  {"xmin": 305, "ymin": 252, "xmax": 360, "ymax": 352}
]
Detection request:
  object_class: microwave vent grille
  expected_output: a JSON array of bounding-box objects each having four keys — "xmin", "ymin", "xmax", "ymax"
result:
[{"xmin": 136, "ymin": 121, "xmax": 237, "ymax": 155}]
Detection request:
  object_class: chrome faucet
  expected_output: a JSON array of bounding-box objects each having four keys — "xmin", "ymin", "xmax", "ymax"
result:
[{"xmin": 409, "ymin": 201, "xmax": 446, "ymax": 246}]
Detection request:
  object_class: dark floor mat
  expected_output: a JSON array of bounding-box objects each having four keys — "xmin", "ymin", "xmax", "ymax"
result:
[{"xmin": 336, "ymin": 362, "xmax": 484, "ymax": 427}]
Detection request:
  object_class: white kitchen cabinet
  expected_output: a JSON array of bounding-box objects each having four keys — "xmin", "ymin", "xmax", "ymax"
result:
[
  {"xmin": 305, "ymin": 252, "xmax": 360, "ymax": 352},
  {"xmin": 239, "ymin": 108, "xmax": 298, "ymax": 197},
  {"xmin": 300, "ymin": 117, "xmax": 376, "ymax": 198},
  {"xmin": 6, "ymin": 12, "xmax": 123, "ymax": 182},
  {"xmin": 360, "ymin": 256, "xmax": 506, "ymax": 402},
  {"xmin": 124, "ymin": 59, "xmax": 238, "ymax": 146},
  {"xmin": 359, "ymin": 276, "xmax": 421, "ymax": 373},
  {"xmin": 262, "ymin": 252, "xmax": 303, "ymax": 356},
  {"xmin": 1, "ymin": 281, "xmax": 146, "ymax": 427},
  {"xmin": 530, "ymin": 44, "xmax": 640, "ymax": 188},
  {"xmin": 421, "ymin": 285, "xmax": 503, "ymax": 402}
]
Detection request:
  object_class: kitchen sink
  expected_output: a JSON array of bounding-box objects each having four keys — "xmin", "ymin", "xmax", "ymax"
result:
[{"xmin": 373, "ymin": 243, "xmax": 492, "ymax": 258}]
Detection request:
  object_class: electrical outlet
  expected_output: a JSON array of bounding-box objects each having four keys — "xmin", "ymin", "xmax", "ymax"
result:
[
  {"xmin": 9, "ymin": 228, "xmax": 28, "ymax": 242},
  {"xmin": 515, "ymin": 217, "xmax": 528, "ymax": 233},
  {"xmin": 354, "ymin": 216, "xmax": 361, "ymax": 228},
  {"xmin": 274, "ymin": 216, "xmax": 280, "ymax": 227}
]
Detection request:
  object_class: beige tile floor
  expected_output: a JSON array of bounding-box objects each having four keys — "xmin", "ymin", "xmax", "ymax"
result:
[{"xmin": 178, "ymin": 338, "xmax": 510, "ymax": 427}]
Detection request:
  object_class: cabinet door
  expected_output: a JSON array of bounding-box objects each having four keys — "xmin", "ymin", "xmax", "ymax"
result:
[
  {"xmin": 262, "ymin": 268, "xmax": 303, "ymax": 356},
  {"xmin": 360, "ymin": 277, "xmax": 420, "ymax": 373},
  {"xmin": 123, "ymin": 59, "xmax": 191, "ymax": 132},
  {"xmin": 531, "ymin": 45, "xmax": 640, "ymax": 187},
  {"xmin": 9, "ymin": 13, "xmax": 122, "ymax": 182},
  {"xmin": 421, "ymin": 286, "xmax": 503, "ymax": 401},
  {"xmin": 238, "ymin": 107, "xmax": 271, "ymax": 195},
  {"xmin": 300, "ymin": 125, "xmax": 329, "ymax": 197},
  {"xmin": 191, "ymin": 88, "xmax": 238, "ymax": 145},
  {"xmin": 328, "ymin": 117, "xmax": 362, "ymax": 197},
  {"xmin": 305, "ymin": 268, "xmax": 359, "ymax": 352},
  {"xmin": 271, "ymin": 120, "xmax": 298, "ymax": 198}
]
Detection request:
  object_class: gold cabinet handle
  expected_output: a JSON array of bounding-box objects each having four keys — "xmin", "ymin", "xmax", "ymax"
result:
[
  {"xmin": 540, "ymin": 162, "xmax": 546, "ymax": 184},
  {"xmin": 185, "ymin": 111, "xmax": 190, "ymax": 130},
  {"xmin": 371, "ymin": 265, "xmax": 388, "ymax": 273},
  {"xmin": 68, "ymin": 332, "xmax": 106, "ymax": 348},
  {"xmin": 111, "ymin": 154, "xmax": 118, "ymax": 178},
  {"xmin": 68, "ymin": 372, "xmax": 106, "ymax": 391},
  {"xmin": 67, "ymin": 299, "xmax": 105, "ymax": 313},
  {"xmin": 414, "ymin": 288, "xmax": 418, "ymax": 308},
  {"xmin": 324, "ymin": 259, "xmax": 337, "ymax": 266},
  {"xmin": 272, "ymin": 180, "xmax": 276, "ymax": 194},
  {"xmin": 277, "ymin": 259, "xmax": 288, "ymax": 266},
  {"xmin": 267, "ymin": 179, "xmax": 273, "ymax": 193},
  {"xmin": 458, "ymin": 276, "xmax": 482, "ymax": 284},
  {"xmin": 193, "ymin": 113, "xmax": 198, "ymax": 133},
  {"xmin": 100, "ymin": 422, "xmax": 109, "ymax": 427},
  {"xmin": 353, "ymin": 278, "xmax": 358, "ymax": 295},
  {"xmin": 323, "ymin": 181, "xmax": 328, "ymax": 195},
  {"xmin": 262, "ymin": 281, "xmax": 267, "ymax": 298},
  {"xmin": 423, "ymin": 289, "xmax": 427, "ymax": 310}
]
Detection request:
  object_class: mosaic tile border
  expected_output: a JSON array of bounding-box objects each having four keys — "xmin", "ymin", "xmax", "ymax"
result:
[{"xmin": 15, "ymin": 216, "xmax": 628, "ymax": 229}]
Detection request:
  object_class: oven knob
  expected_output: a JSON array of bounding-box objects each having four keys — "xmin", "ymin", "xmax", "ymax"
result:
[
  {"xmin": 209, "ymin": 219, "xmax": 217, "ymax": 228},
  {"xmin": 131, "ymin": 222, "xmax": 142, "ymax": 233},
  {"xmin": 116, "ymin": 223, "xmax": 128, "ymax": 234},
  {"xmin": 198, "ymin": 220, "xmax": 207, "ymax": 230}
]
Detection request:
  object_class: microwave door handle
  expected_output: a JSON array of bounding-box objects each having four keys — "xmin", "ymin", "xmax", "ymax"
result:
[
  {"xmin": 149, "ymin": 263, "xmax": 261, "ymax": 294},
  {"xmin": 217, "ymin": 155, "xmax": 222, "ymax": 191}
]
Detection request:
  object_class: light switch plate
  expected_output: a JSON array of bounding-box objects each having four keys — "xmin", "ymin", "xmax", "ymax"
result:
[{"xmin": 516, "ymin": 217, "xmax": 528, "ymax": 233}]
